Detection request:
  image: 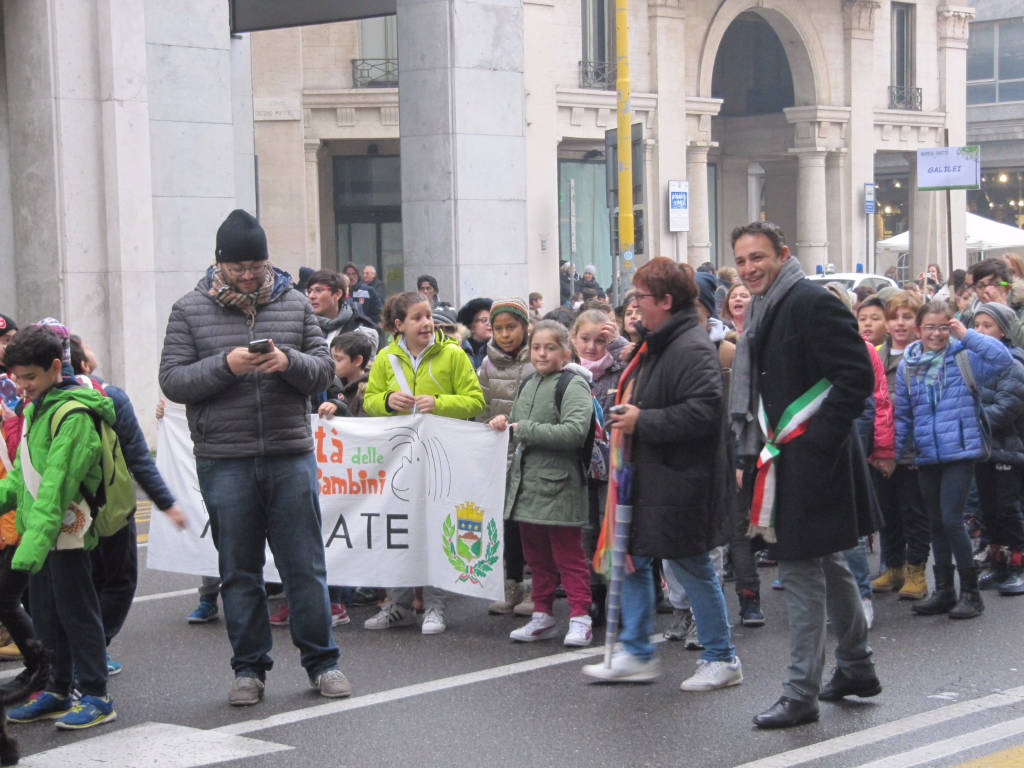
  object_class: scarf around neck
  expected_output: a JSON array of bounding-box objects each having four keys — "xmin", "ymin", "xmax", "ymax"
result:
[
  {"xmin": 209, "ymin": 262, "xmax": 275, "ymax": 326},
  {"xmin": 580, "ymin": 352, "xmax": 614, "ymax": 379},
  {"xmin": 729, "ymin": 257, "xmax": 806, "ymax": 458},
  {"xmin": 903, "ymin": 339, "xmax": 949, "ymax": 404}
]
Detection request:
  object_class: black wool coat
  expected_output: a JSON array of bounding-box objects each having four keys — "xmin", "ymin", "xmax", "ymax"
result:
[
  {"xmin": 747, "ymin": 279, "xmax": 875, "ymax": 560},
  {"xmin": 625, "ymin": 306, "xmax": 733, "ymax": 559}
]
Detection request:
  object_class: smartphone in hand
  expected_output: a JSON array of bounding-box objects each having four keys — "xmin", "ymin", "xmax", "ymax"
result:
[{"xmin": 248, "ymin": 338, "xmax": 272, "ymax": 354}]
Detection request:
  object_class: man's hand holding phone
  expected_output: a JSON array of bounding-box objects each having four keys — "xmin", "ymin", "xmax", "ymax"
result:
[{"xmin": 227, "ymin": 338, "xmax": 290, "ymax": 375}]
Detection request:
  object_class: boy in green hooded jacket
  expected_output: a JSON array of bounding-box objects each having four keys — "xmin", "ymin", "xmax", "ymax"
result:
[{"xmin": 1, "ymin": 325, "xmax": 116, "ymax": 730}]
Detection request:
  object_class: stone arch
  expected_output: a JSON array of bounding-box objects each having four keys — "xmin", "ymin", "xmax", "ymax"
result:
[{"xmin": 697, "ymin": 0, "xmax": 833, "ymax": 108}]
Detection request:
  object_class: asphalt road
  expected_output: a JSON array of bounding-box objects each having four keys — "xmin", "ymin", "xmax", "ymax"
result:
[{"xmin": 8, "ymin": 504, "xmax": 1024, "ymax": 768}]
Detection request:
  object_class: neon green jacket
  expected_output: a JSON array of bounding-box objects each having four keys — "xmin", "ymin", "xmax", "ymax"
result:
[
  {"xmin": 0, "ymin": 385, "xmax": 112, "ymax": 573},
  {"xmin": 364, "ymin": 331, "xmax": 485, "ymax": 419}
]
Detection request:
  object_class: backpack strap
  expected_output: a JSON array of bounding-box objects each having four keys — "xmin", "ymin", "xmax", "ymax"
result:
[
  {"xmin": 955, "ymin": 348, "xmax": 977, "ymax": 395},
  {"xmin": 553, "ymin": 369, "xmax": 575, "ymax": 414},
  {"xmin": 516, "ymin": 372, "xmax": 538, "ymax": 398},
  {"xmin": 49, "ymin": 401, "xmax": 105, "ymax": 515}
]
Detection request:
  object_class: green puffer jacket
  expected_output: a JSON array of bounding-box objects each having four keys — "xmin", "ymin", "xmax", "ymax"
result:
[
  {"xmin": 504, "ymin": 370, "xmax": 592, "ymax": 526},
  {"xmin": 476, "ymin": 341, "xmax": 535, "ymax": 422},
  {"xmin": 0, "ymin": 385, "xmax": 111, "ymax": 573},
  {"xmin": 364, "ymin": 330, "xmax": 485, "ymax": 419}
]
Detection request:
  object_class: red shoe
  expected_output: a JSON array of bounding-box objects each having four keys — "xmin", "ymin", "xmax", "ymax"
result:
[
  {"xmin": 269, "ymin": 602, "xmax": 290, "ymax": 626},
  {"xmin": 331, "ymin": 603, "xmax": 350, "ymax": 627}
]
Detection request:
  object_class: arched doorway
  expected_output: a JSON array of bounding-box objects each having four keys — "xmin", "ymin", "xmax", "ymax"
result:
[{"xmin": 700, "ymin": 3, "xmax": 832, "ymax": 270}]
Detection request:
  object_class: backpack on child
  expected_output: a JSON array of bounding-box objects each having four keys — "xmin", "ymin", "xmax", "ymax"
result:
[
  {"xmin": 517, "ymin": 370, "xmax": 608, "ymax": 481},
  {"xmin": 49, "ymin": 399, "xmax": 135, "ymax": 537}
]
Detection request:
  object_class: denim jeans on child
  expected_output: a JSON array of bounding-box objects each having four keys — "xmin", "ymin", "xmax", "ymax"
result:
[{"xmin": 197, "ymin": 453, "xmax": 339, "ymax": 680}]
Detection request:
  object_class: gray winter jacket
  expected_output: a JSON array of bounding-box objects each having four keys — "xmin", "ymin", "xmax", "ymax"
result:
[{"xmin": 159, "ymin": 267, "xmax": 335, "ymax": 458}]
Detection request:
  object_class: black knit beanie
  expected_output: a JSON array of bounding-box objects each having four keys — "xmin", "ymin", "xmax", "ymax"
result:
[{"xmin": 215, "ymin": 209, "xmax": 269, "ymax": 263}]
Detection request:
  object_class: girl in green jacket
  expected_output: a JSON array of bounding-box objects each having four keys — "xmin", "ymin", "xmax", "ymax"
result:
[
  {"xmin": 490, "ymin": 320, "xmax": 594, "ymax": 648},
  {"xmin": 362, "ymin": 292, "xmax": 484, "ymax": 636}
]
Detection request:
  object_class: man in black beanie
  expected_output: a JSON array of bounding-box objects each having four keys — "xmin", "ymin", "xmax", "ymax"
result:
[{"xmin": 159, "ymin": 209, "xmax": 350, "ymax": 706}]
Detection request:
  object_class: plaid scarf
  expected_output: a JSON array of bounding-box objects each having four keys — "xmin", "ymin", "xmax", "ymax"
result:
[{"xmin": 208, "ymin": 263, "xmax": 275, "ymax": 325}]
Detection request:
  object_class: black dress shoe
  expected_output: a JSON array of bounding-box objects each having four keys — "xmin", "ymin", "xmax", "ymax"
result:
[
  {"xmin": 753, "ymin": 697, "xmax": 820, "ymax": 729},
  {"xmin": 819, "ymin": 668, "xmax": 882, "ymax": 701}
]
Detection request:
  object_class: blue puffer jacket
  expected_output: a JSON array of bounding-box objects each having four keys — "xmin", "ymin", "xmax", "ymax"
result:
[
  {"xmin": 979, "ymin": 344, "xmax": 1024, "ymax": 465},
  {"xmin": 895, "ymin": 329, "xmax": 1012, "ymax": 465}
]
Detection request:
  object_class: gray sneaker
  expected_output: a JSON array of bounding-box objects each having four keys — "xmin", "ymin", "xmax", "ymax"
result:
[
  {"xmin": 228, "ymin": 676, "xmax": 264, "ymax": 706},
  {"xmin": 684, "ymin": 620, "xmax": 704, "ymax": 651},
  {"xmin": 311, "ymin": 668, "xmax": 351, "ymax": 699},
  {"xmin": 663, "ymin": 608, "xmax": 693, "ymax": 641}
]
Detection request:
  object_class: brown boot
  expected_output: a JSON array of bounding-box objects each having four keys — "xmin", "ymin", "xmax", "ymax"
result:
[
  {"xmin": 898, "ymin": 564, "xmax": 928, "ymax": 600},
  {"xmin": 871, "ymin": 567, "xmax": 905, "ymax": 593}
]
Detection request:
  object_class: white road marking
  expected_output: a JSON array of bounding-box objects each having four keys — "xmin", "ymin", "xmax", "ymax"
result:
[
  {"xmin": 20, "ymin": 721, "xmax": 290, "ymax": 767},
  {"xmin": 216, "ymin": 643, "xmax": 617, "ymax": 736},
  {"xmin": 850, "ymin": 715, "xmax": 1024, "ymax": 768},
  {"xmin": 731, "ymin": 685, "xmax": 1024, "ymax": 768}
]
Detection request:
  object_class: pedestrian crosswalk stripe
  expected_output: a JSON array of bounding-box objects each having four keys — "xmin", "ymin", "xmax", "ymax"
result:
[
  {"xmin": 18, "ymin": 721, "xmax": 289, "ymax": 767},
  {"xmin": 732, "ymin": 685, "xmax": 1024, "ymax": 768},
  {"xmin": 851, "ymin": 715, "xmax": 1024, "ymax": 768}
]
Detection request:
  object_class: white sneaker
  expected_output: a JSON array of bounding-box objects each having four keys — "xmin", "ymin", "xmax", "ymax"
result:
[
  {"xmin": 421, "ymin": 607, "xmax": 447, "ymax": 635},
  {"xmin": 680, "ymin": 656, "xmax": 743, "ymax": 691},
  {"xmin": 509, "ymin": 612, "xmax": 557, "ymax": 642},
  {"xmin": 581, "ymin": 651, "xmax": 661, "ymax": 682},
  {"xmin": 861, "ymin": 597, "xmax": 874, "ymax": 629},
  {"xmin": 363, "ymin": 602, "xmax": 415, "ymax": 630},
  {"xmin": 563, "ymin": 615, "xmax": 593, "ymax": 647}
]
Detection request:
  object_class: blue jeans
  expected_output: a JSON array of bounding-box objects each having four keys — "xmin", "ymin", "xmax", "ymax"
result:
[
  {"xmin": 917, "ymin": 461, "xmax": 976, "ymax": 571},
  {"xmin": 29, "ymin": 549, "xmax": 108, "ymax": 697},
  {"xmin": 841, "ymin": 537, "xmax": 872, "ymax": 600},
  {"xmin": 197, "ymin": 453, "xmax": 339, "ymax": 679},
  {"xmin": 621, "ymin": 554, "xmax": 735, "ymax": 663}
]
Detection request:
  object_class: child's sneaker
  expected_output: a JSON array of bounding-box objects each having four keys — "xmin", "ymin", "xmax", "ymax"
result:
[
  {"xmin": 563, "ymin": 615, "xmax": 593, "ymax": 647},
  {"xmin": 8, "ymin": 691, "xmax": 73, "ymax": 722},
  {"xmin": 363, "ymin": 602, "xmax": 415, "ymax": 630},
  {"xmin": 268, "ymin": 602, "xmax": 290, "ymax": 626},
  {"xmin": 186, "ymin": 600, "xmax": 219, "ymax": 624},
  {"xmin": 331, "ymin": 603, "xmax": 350, "ymax": 627},
  {"xmin": 509, "ymin": 612, "xmax": 557, "ymax": 642},
  {"xmin": 54, "ymin": 694, "xmax": 116, "ymax": 730},
  {"xmin": 421, "ymin": 607, "xmax": 447, "ymax": 635}
]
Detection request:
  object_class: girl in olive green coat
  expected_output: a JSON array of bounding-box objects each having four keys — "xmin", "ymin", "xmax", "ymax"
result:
[{"xmin": 489, "ymin": 321, "xmax": 594, "ymax": 647}]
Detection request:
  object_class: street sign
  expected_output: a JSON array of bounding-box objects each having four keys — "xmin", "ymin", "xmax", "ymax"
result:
[
  {"xmin": 668, "ymin": 180, "xmax": 689, "ymax": 232},
  {"xmin": 864, "ymin": 183, "xmax": 875, "ymax": 214}
]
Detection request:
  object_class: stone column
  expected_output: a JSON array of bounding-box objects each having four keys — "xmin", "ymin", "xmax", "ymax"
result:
[
  {"xmin": 397, "ymin": 0, "xmax": 528, "ymax": 306},
  {"xmin": 843, "ymin": 0, "xmax": 880, "ymax": 272},
  {"xmin": 790, "ymin": 148, "xmax": 829, "ymax": 270},
  {"xmin": 648, "ymin": 0, "xmax": 687, "ymax": 262},
  {"xmin": 304, "ymin": 139, "xmax": 323, "ymax": 264},
  {"xmin": 747, "ymin": 163, "xmax": 765, "ymax": 223},
  {"xmin": 686, "ymin": 144, "xmax": 711, "ymax": 266},
  {"xmin": 937, "ymin": 4, "xmax": 974, "ymax": 272}
]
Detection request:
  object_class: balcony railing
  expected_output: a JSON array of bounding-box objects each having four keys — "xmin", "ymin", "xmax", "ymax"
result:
[
  {"xmin": 580, "ymin": 60, "xmax": 616, "ymax": 90},
  {"xmin": 888, "ymin": 85, "xmax": 922, "ymax": 110},
  {"xmin": 352, "ymin": 58, "xmax": 399, "ymax": 88}
]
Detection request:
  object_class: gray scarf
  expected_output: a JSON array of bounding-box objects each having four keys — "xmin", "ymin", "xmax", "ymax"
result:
[{"xmin": 729, "ymin": 257, "xmax": 806, "ymax": 458}]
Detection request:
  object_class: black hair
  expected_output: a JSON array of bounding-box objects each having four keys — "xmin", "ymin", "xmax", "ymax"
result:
[
  {"xmin": 307, "ymin": 269, "xmax": 347, "ymax": 296},
  {"xmin": 857, "ymin": 297, "xmax": 886, "ymax": 315},
  {"xmin": 69, "ymin": 334, "xmax": 87, "ymax": 375},
  {"xmin": 330, "ymin": 332, "xmax": 373, "ymax": 369},
  {"xmin": 3, "ymin": 325, "xmax": 63, "ymax": 371},
  {"xmin": 730, "ymin": 221, "xmax": 787, "ymax": 256},
  {"xmin": 541, "ymin": 306, "xmax": 577, "ymax": 330},
  {"xmin": 970, "ymin": 258, "xmax": 1011, "ymax": 287},
  {"xmin": 416, "ymin": 275, "xmax": 439, "ymax": 293}
]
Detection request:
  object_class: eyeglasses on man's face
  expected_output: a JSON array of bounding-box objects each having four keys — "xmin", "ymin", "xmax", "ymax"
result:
[{"xmin": 223, "ymin": 262, "xmax": 267, "ymax": 277}]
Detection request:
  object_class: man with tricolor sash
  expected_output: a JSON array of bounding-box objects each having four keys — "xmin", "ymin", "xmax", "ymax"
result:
[{"xmin": 729, "ymin": 221, "xmax": 881, "ymax": 729}]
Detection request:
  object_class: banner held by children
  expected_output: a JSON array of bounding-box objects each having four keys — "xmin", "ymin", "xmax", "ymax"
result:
[{"xmin": 149, "ymin": 405, "xmax": 509, "ymax": 601}]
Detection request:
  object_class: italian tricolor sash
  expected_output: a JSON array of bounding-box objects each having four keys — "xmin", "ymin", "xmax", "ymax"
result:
[{"xmin": 749, "ymin": 378, "xmax": 832, "ymax": 542}]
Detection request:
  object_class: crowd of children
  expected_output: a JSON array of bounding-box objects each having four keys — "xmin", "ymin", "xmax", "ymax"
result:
[{"xmin": 2, "ymin": 253, "xmax": 1024, "ymax": 734}]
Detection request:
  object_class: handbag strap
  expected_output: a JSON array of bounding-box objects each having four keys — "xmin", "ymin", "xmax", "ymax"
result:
[{"xmin": 955, "ymin": 349, "xmax": 977, "ymax": 396}]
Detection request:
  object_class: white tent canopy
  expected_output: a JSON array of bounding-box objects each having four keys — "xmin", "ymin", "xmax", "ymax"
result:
[{"xmin": 877, "ymin": 212, "xmax": 1024, "ymax": 253}]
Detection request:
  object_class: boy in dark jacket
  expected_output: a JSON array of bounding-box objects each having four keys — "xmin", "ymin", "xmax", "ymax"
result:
[{"xmin": 319, "ymin": 333, "xmax": 373, "ymax": 419}]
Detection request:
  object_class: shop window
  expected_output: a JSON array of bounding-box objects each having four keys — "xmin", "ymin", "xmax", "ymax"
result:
[{"xmin": 968, "ymin": 170, "xmax": 1024, "ymax": 227}]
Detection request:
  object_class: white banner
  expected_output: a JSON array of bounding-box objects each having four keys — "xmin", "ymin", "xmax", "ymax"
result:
[
  {"xmin": 916, "ymin": 146, "xmax": 981, "ymax": 191},
  {"xmin": 149, "ymin": 405, "xmax": 509, "ymax": 601}
]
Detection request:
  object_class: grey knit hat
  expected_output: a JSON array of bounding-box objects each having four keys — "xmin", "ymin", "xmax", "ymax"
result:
[{"xmin": 975, "ymin": 302, "xmax": 1017, "ymax": 338}]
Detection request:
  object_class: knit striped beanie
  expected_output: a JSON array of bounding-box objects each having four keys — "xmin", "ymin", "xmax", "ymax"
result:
[{"xmin": 489, "ymin": 297, "xmax": 529, "ymax": 326}]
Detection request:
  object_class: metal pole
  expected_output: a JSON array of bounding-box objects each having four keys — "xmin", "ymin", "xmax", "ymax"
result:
[{"xmin": 615, "ymin": 0, "xmax": 634, "ymax": 298}]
